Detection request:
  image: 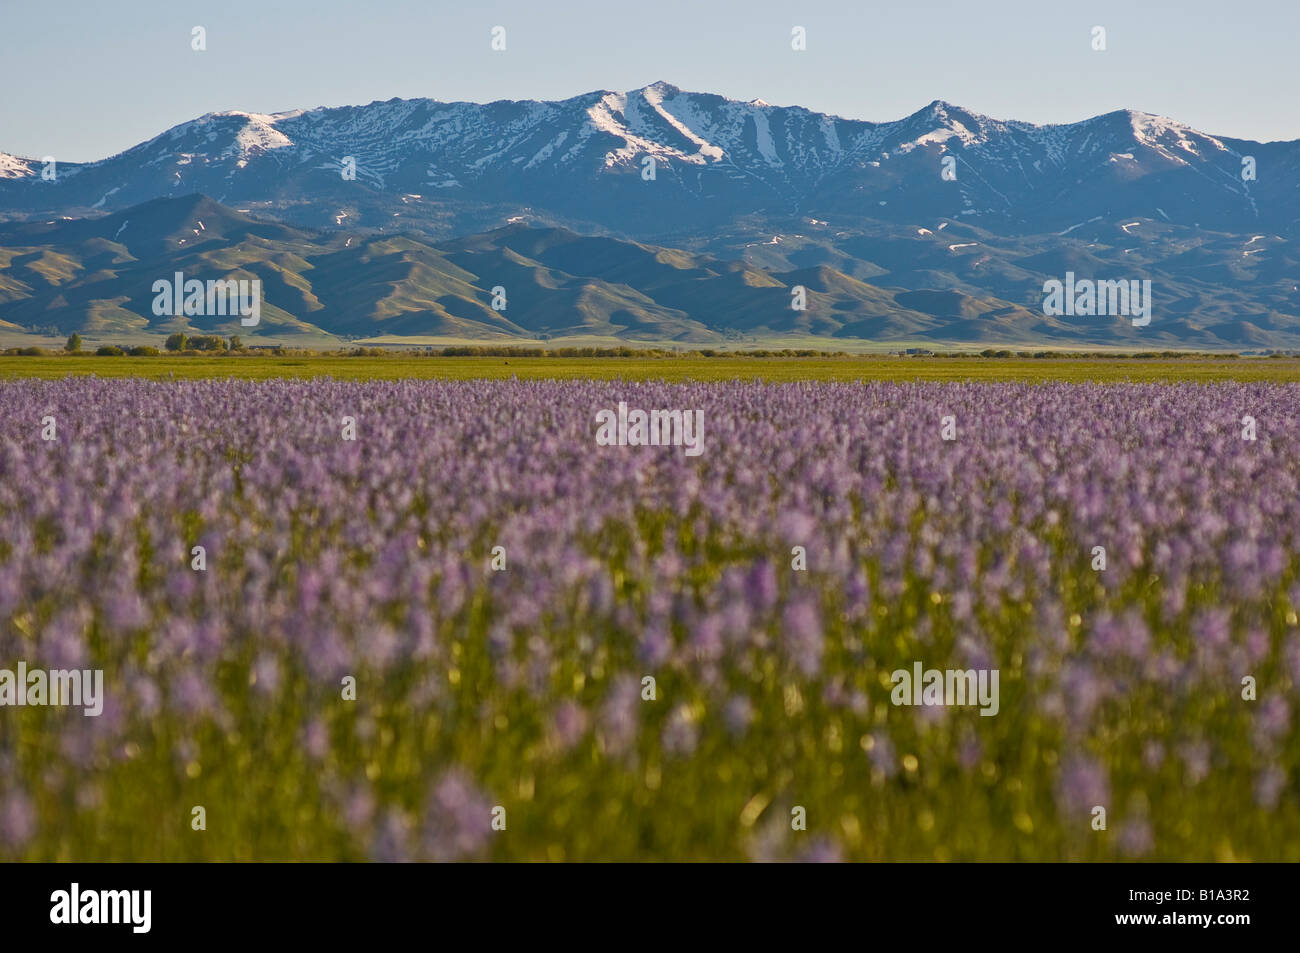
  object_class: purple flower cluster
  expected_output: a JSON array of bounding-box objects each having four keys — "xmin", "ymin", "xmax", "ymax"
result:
[{"xmin": 0, "ymin": 377, "xmax": 1297, "ymax": 860}]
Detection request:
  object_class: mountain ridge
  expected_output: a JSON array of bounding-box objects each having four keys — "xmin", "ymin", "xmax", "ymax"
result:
[
  {"xmin": 2, "ymin": 84, "xmax": 1294, "ymax": 241},
  {"xmin": 5, "ymin": 85, "xmax": 1296, "ymax": 171}
]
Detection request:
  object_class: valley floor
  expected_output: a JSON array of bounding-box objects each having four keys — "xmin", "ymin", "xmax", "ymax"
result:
[{"xmin": 3, "ymin": 355, "xmax": 1300, "ymax": 383}]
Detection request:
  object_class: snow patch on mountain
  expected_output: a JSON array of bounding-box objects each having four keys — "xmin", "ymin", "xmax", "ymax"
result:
[
  {"xmin": 1127, "ymin": 111, "xmax": 1232, "ymax": 165},
  {"xmin": 0, "ymin": 153, "xmax": 35, "ymax": 178},
  {"xmin": 751, "ymin": 108, "xmax": 781, "ymax": 167},
  {"xmin": 525, "ymin": 130, "xmax": 569, "ymax": 170},
  {"xmin": 640, "ymin": 85, "xmax": 726, "ymax": 163},
  {"xmin": 220, "ymin": 113, "xmax": 294, "ymax": 167}
]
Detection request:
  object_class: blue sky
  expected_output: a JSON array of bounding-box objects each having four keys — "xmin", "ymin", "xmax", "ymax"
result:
[{"xmin": 3, "ymin": 0, "xmax": 1296, "ymax": 161}]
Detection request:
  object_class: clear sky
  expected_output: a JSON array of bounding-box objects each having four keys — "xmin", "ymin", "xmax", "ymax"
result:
[{"xmin": 3, "ymin": 0, "xmax": 1296, "ymax": 162}]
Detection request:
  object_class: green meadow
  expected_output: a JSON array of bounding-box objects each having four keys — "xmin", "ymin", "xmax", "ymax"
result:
[{"xmin": 3, "ymin": 354, "xmax": 1300, "ymax": 383}]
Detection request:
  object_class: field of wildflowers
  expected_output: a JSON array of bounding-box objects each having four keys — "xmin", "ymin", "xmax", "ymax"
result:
[{"xmin": 1, "ymin": 377, "xmax": 1297, "ymax": 861}]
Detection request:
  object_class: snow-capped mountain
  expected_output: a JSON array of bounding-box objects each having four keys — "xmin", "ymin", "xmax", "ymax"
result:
[{"xmin": 2, "ymin": 83, "xmax": 1296, "ymax": 239}]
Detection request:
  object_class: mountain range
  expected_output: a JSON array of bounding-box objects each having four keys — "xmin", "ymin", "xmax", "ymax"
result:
[{"xmin": 2, "ymin": 84, "xmax": 1298, "ymax": 349}]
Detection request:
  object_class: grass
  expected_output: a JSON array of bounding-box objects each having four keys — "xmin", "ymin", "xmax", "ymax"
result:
[{"xmin": 3, "ymin": 355, "xmax": 1300, "ymax": 383}]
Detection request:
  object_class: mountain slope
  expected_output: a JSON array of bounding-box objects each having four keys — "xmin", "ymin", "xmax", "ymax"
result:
[
  {"xmin": 0, "ymin": 195, "xmax": 979, "ymax": 344},
  {"xmin": 4, "ymin": 195, "xmax": 1297, "ymax": 349}
]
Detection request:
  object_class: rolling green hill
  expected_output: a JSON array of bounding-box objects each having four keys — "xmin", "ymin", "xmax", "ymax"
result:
[{"xmin": 2, "ymin": 195, "xmax": 1297, "ymax": 351}]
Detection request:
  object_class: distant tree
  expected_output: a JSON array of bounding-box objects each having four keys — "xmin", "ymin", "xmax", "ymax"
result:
[
  {"xmin": 228, "ymin": 335, "xmax": 242, "ymax": 351},
  {"xmin": 165, "ymin": 333, "xmax": 188, "ymax": 352},
  {"xmin": 95, "ymin": 345, "xmax": 125, "ymax": 356},
  {"xmin": 188, "ymin": 335, "xmax": 224, "ymax": 351},
  {"xmin": 64, "ymin": 333, "xmax": 82, "ymax": 353}
]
